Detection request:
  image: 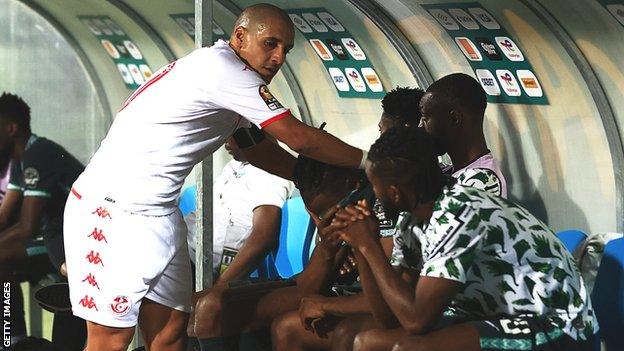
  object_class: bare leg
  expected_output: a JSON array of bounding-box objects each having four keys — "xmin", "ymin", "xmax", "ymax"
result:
[
  {"xmin": 139, "ymin": 298, "xmax": 189, "ymax": 351},
  {"xmin": 84, "ymin": 321, "xmax": 135, "ymax": 351},
  {"xmin": 391, "ymin": 323, "xmax": 480, "ymax": 351},
  {"xmin": 271, "ymin": 310, "xmax": 338, "ymax": 351},
  {"xmin": 351, "ymin": 327, "xmax": 408, "ymax": 351},
  {"xmin": 330, "ymin": 315, "xmax": 380, "ymax": 351}
]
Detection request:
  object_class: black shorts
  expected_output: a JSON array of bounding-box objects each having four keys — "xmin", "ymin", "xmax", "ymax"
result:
[{"xmin": 438, "ymin": 309, "xmax": 597, "ymax": 351}]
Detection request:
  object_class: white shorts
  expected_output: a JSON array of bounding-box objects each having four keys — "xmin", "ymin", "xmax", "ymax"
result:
[{"xmin": 63, "ymin": 188, "xmax": 192, "ymax": 328}]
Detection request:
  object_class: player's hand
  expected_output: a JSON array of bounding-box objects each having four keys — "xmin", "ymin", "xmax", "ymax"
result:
[
  {"xmin": 339, "ymin": 249, "xmax": 357, "ymax": 276},
  {"xmin": 336, "ymin": 201, "xmax": 379, "ymax": 250},
  {"xmin": 299, "ymin": 295, "xmax": 327, "ymax": 330}
]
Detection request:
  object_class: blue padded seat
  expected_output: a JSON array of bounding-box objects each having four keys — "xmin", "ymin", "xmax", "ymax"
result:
[
  {"xmin": 555, "ymin": 229, "xmax": 587, "ymax": 253},
  {"xmin": 273, "ymin": 197, "xmax": 315, "ymax": 278}
]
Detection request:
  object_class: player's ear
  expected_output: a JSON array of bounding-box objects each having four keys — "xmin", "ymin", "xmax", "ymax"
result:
[
  {"xmin": 233, "ymin": 26, "xmax": 246, "ymax": 48},
  {"xmin": 388, "ymin": 185, "xmax": 401, "ymax": 205},
  {"xmin": 7, "ymin": 121, "xmax": 18, "ymax": 137}
]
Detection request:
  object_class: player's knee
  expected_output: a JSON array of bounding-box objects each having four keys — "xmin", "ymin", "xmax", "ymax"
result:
[
  {"xmin": 392, "ymin": 336, "xmax": 428, "ymax": 351},
  {"xmin": 194, "ymin": 292, "xmax": 223, "ymax": 337},
  {"xmin": 270, "ymin": 311, "xmax": 299, "ymax": 346},
  {"xmin": 353, "ymin": 330, "xmax": 377, "ymax": 351},
  {"xmin": 332, "ymin": 318, "xmax": 361, "ymax": 346}
]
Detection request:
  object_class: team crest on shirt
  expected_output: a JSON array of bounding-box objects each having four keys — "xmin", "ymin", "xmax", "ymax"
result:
[
  {"xmin": 259, "ymin": 85, "xmax": 283, "ymax": 111},
  {"xmin": 23, "ymin": 167, "xmax": 40, "ymax": 187},
  {"xmin": 110, "ymin": 295, "xmax": 132, "ymax": 317}
]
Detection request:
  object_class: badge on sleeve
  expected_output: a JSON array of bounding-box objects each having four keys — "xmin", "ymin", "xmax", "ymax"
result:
[
  {"xmin": 24, "ymin": 167, "xmax": 40, "ymax": 187},
  {"xmin": 259, "ymin": 85, "xmax": 283, "ymax": 111}
]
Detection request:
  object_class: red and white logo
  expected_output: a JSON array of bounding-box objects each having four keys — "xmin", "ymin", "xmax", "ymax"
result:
[
  {"xmin": 341, "ymin": 38, "xmax": 366, "ymax": 61},
  {"xmin": 86, "ymin": 250, "xmax": 105, "ymax": 266},
  {"xmin": 110, "ymin": 296, "xmax": 132, "ymax": 317},
  {"xmin": 345, "ymin": 68, "xmax": 366, "ymax": 92},
  {"xmin": 82, "ymin": 273, "xmax": 101, "ymax": 289},
  {"xmin": 92, "ymin": 206, "xmax": 112, "ymax": 219},
  {"xmin": 88, "ymin": 228, "xmax": 108, "ymax": 243},
  {"xmin": 79, "ymin": 295, "xmax": 99, "ymax": 311},
  {"xmin": 496, "ymin": 70, "xmax": 521, "ymax": 96},
  {"xmin": 495, "ymin": 36, "xmax": 524, "ymax": 61}
]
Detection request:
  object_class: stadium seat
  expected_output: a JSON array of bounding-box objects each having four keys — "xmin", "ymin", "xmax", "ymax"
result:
[
  {"xmin": 273, "ymin": 196, "xmax": 315, "ymax": 278},
  {"xmin": 592, "ymin": 238, "xmax": 624, "ymax": 351},
  {"xmin": 555, "ymin": 229, "xmax": 587, "ymax": 253},
  {"xmin": 179, "ymin": 186, "xmax": 197, "ymax": 216}
]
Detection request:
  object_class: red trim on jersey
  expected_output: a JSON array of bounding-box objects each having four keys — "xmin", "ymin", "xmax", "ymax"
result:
[
  {"xmin": 119, "ymin": 61, "xmax": 176, "ymax": 112},
  {"xmin": 260, "ymin": 110, "xmax": 291, "ymax": 129},
  {"xmin": 71, "ymin": 188, "xmax": 82, "ymax": 200}
]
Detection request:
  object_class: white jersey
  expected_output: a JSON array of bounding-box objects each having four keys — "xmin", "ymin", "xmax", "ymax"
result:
[{"xmin": 74, "ymin": 40, "xmax": 290, "ymax": 215}]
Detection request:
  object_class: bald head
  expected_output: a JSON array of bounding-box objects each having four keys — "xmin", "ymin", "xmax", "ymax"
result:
[
  {"xmin": 229, "ymin": 3, "xmax": 294, "ymax": 83},
  {"xmin": 232, "ymin": 3, "xmax": 293, "ymax": 37}
]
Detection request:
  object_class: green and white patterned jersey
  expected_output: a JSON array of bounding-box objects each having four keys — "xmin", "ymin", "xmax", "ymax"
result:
[{"xmin": 389, "ymin": 183, "xmax": 598, "ymax": 341}]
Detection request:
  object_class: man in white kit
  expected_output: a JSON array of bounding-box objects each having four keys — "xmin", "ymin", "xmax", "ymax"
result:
[{"xmin": 63, "ymin": 4, "xmax": 365, "ymax": 351}]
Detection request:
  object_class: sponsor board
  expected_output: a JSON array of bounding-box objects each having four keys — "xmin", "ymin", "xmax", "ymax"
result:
[
  {"xmin": 83, "ymin": 19, "xmax": 102, "ymax": 35},
  {"xmin": 116, "ymin": 64, "xmax": 134, "ymax": 85},
  {"xmin": 455, "ymin": 37, "xmax": 482, "ymax": 61},
  {"xmin": 475, "ymin": 69, "xmax": 501, "ymax": 96},
  {"xmin": 175, "ymin": 18, "xmax": 195, "ymax": 36},
  {"xmin": 128, "ymin": 64, "xmax": 144, "ymax": 85},
  {"xmin": 124, "ymin": 40, "xmax": 143, "ymax": 60},
  {"xmin": 475, "ymin": 37, "xmax": 502, "ymax": 61},
  {"xmin": 139, "ymin": 64, "xmax": 153, "ymax": 81},
  {"xmin": 101, "ymin": 40, "xmax": 120, "ymax": 59},
  {"xmin": 606, "ymin": 4, "xmax": 624, "ymax": 26},
  {"xmin": 93, "ymin": 19, "xmax": 114, "ymax": 36},
  {"xmin": 326, "ymin": 39, "xmax": 349, "ymax": 60},
  {"xmin": 328, "ymin": 68, "xmax": 350, "ymax": 92},
  {"xmin": 289, "ymin": 14, "xmax": 313, "ymax": 33},
  {"xmin": 104, "ymin": 19, "xmax": 125, "ymax": 36}
]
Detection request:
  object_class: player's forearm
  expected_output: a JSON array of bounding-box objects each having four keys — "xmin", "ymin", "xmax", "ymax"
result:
[
  {"xmin": 295, "ymin": 242, "xmax": 344, "ymax": 296},
  {"xmin": 243, "ymin": 140, "xmax": 297, "ymax": 180},
  {"xmin": 359, "ymin": 241, "xmax": 420, "ymax": 331},
  {"xmin": 353, "ymin": 248, "xmax": 400, "ymax": 328},
  {"xmin": 294, "ymin": 128, "xmax": 363, "ymax": 169},
  {"xmin": 321, "ymin": 293, "xmax": 370, "ymax": 316},
  {"xmin": 216, "ymin": 231, "xmax": 277, "ymax": 285}
]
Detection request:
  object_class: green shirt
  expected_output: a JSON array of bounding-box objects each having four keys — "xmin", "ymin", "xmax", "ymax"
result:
[{"xmin": 390, "ymin": 183, "xmax": 598, "ymax": 341}]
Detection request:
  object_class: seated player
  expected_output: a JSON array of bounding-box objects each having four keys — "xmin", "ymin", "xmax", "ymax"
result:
[
  {"xmin": 334, "ymin": 127, "xmax": 597, "ymax": 351},
  {"xmin": 189, "ymin": 155, "xmax": 368, "ymax": 350},
  {"xmin": 419, "ymin": 73, "xmax": 506, "ymax": 197}
]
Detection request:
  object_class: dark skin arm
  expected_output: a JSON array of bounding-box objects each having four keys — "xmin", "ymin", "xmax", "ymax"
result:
[
  {"xmin": 215, "ymin": 205, "xmax": 282, "ymax": 285},
  {"xmin": 0, "ymin": 189, "xmax": 22, "ymax": 230},
  {"xmin": 0, "ymin": 195, "xmax": 46, "ymax": 263},
  {"xmin": 338, "ymin": 202, "xmax": 462, "ymax": 335},
  {"xmin": 244, "ymin": 115, "xmax": 363, "ymax": 180}
]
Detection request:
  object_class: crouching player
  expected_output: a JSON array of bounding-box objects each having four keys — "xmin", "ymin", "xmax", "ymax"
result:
[{"xmin": 334, "ymin": 127, "xmax": 598, "ymax": 351}]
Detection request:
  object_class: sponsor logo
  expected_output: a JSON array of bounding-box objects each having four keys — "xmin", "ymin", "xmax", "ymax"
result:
[
  {"xmin": 317, "ymin": 12, "xmax": 345, "ymax": 32},
  {"xmin": 454, "ymin": 37, "xmax": 482, "ymax": 61},
  {"xmin": 88, "ymin": 228, "xmax": 108, "ymax": 243},
  {"xmin": 289, "ymin": 14, "xmax": 313, "ymax": 33},
  {"xmin": 606, "ymin": 5, "xmax": 624, "ymax": 26},
  {"xmin": 100, "ymin": 40, "xmax": 120, "ymax": 59},
  {"xmin": 475, "ymin": 37, "xmax": 502, "ymax": 61},
  {"xmin": 23, "ymin": 167, "xmax": 39, "ymax": 187},
  {"xmin": 468, "ymin": 7, "xmax": 500, "ymax": 29},
  {"xmin": 83, "ymin": 19, "xmax": 102, "ymax": 35},
  {"xmin": 110, "ymin": 296, "xmax": 132, "ymax": 317},
  {"xmin": 516, "ymin": 70, "xmax": 543, "ymax": 97},
  {"xmin": 79, "ymin": 295, "xmax": 98, "ymax": 310},
  {"xmin": 328, "ymin": 68, "xmax": 350, "ymax": 92},
  {"xmin": 92, "ymin": 206, "xmax": 112, "ymax": 219},
  {"xmin": 428, "ymin": 9, "xmax": 460, "ymax": 30},
  {"xmin": 259, "ymin": 85, "xmax": 284, "ymax": 111},
  {"xmin": 124, "ymin": 40, "xmax": 143, "ymax": 60},
  {"xmin": 86, "ymin": 250, "xmax": 105, "ymax": 266},
  {"xmin": 341, "ymin": 38, "xmax": 366, "ymax": 60},
  {"xmin": 104, "ymin": 19, "xmax": 125, "ymax": 36},
  {"xmin": 93, "ymin": 19, "xmax": 113, "ymax": 36},
  {"xmin": 495, "ymin": 36, "xmax": 524, "ymax": 61},
  {"xmin": 475, "ymin": 69, "xmax": 501, "ymax": 96},
  {"xmin": 495, "ymin": 70, "xmax": 521, "ymax": 96},
  {"xmin": 82, "ymin": 273, "xmax": 101, "ymax": 289},
  {"xmin": 309, "ymin": 39, "xmax": 333, "ymax": 61},
  {"xmin": 116, "ymin": 64, "xmax": 134, "ymax": 85},
  {"xmin": 302, "ymin": 13, "xmax": 328, "ymax": 32},
  {"xmin": 128, "ymin": 64, "xmax": 144, "ymax": 85},
  {"xmin": 114, "ymin": 42, "xmax": 129, "ymax": 57},
  {"xmin": 361, "ymin": 67, "xmax": 383, "ymax": 92},
  {"xmin": 139, "ymin": 64, "xmax": 153, "ymax": 80},
  {"xmin": 345, "ymin": 68, "xmax": 367, "ymax": 92},
  {"xmin": 448, "ymin": 8, "xmax": 480, "ymax": 30},
  {"xmin": 175, "ymin": 18, "xmax": 195, "ymax": 36},
  {"xmin": 325, "ymin": 39, "xmax": 348, "ymax": 60}
]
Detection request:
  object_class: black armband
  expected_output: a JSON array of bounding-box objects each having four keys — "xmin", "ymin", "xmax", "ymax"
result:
[{"xmin": 233, "ymin": 124, "xmax": 266, "ymax": 148}]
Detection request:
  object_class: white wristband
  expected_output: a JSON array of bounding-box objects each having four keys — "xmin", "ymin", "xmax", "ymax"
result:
[{"xmin": 358, "ymin": 150, "xmax": 368, "ymax": 169}]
